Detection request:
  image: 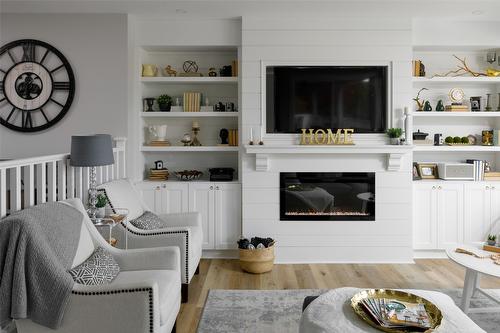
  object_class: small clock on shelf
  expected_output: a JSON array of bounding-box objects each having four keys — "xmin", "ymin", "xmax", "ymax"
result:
[{"xmin": 0, "ymin": 39, "xmax": 75, "ymax": 132}]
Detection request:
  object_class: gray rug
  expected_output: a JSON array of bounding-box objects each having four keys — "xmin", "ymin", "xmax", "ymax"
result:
[{"xmin": 197, "ymin": 289, "xmax": 500, "ymax": 333}]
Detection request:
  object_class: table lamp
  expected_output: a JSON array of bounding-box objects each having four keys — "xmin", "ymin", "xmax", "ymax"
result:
[{"xmin": 70, "ymin": 134, "xmax": 114, "ymax": 219}]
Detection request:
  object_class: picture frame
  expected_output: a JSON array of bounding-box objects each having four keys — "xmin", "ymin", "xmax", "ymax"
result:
[
  {"xmin": 417, "ymin": 163, "xmax": 439, "ymax": 179},
  {"xmin": 413, "ymin": 162, "xmax": 421, "ymax": 180}
]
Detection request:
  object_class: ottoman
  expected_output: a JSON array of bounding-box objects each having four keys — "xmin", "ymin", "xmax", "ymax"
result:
[{"xmin": 299, "ymin": 287, "xmax": 485, "ymax": 333}]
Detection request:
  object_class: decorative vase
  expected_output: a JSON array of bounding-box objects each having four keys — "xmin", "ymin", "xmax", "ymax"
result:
[
  {"xmin": 487, "ymin": 240, "xmax": 496, "ymax": 246},
  {"xmin": 423, "ymin": 101, "xmax": 432, "ymax": 111},
  {"xmin": 96, "ymin": 207, "xmax": 105, "ymax": 218},
  {"xmin": 159, "ymin": 103, "xmax": 171, "ymax": 112},
  {"xmin": 435, "ymin": 100, "xmax": 445, "ymax": 112},
  {"xmin": 390, "ymin": 137, "xmax": 400, "ymax": 145},
  {"xmin": 485, "ymin": 93, "xmax": 492, "ymax": 111}
]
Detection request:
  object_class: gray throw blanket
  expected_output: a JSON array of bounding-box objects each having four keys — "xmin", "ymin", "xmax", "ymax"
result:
[{"xmin": 0, "ymin": 202, "xmax": 83, "ymax": 329}]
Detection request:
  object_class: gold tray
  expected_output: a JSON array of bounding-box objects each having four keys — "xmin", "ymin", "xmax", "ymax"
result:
[{"xmin": 351, "ymin": 289, "xmax": 443, "ymax": 333}]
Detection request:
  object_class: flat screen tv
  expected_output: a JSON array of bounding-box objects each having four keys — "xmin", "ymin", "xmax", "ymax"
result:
[{"xmin": 266, "ymin": 66, "xmax": 388, "ymax": 134}]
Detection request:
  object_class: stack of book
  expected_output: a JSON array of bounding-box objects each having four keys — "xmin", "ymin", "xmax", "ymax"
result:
[
  {"xmin": 360, "ymin": 297, "xmax": 432, "ymax": 331},
  {"xmin": 183, "ymin": 92, "xmax": 201, "ymax": 112},
  {"xmin": 412, "ymin": 60, "xmax": 426, "ymax": 77},
  {"xmin": 484, "ymin": 172, "xmax": 500, "ymax": 181},
  {"xmin": 149, "ymin": 140, "xmax": 170, "ymax": 147},
  {"xmin": 466, "ymin": 159, "xmax": 485, "ymax": 181},
  {"xmin": 445, "ymin": 104, "xmax": 469, "ymax": 112},
  {"xmin": 232, "ymin": 60, "xmax": 238, "ymax": 77},
  {"xmin": 149, "ymin": 168, "xmax": 169, "ymax": 181},
  {"xmin": 228, "ymin": 129, "xmax": 238, "ymax": 146}
]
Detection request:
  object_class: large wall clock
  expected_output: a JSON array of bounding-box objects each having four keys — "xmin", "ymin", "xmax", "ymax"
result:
[{"xmin": 0, "ymin": 39, "xmax": 75, "ymax": 132}]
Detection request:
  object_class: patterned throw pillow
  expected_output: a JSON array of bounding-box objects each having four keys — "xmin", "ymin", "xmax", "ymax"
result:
[
  {"xmin": 129, "ymin": 211, "xmax": 166, "ymax": 230},
  {"xmin": 69, "ymin": 247, "xmax": 120, "ymax": 285}
]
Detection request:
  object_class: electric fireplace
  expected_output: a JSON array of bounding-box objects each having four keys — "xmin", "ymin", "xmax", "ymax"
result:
[{"xmin": 280, "ymin": 172, "xmax": 375, "ymax": 221}]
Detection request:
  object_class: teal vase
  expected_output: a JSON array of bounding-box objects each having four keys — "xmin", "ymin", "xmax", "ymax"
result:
[
  {"xmin": 435, "ymin": 100, "xmax": 444, "ymax": 112},
  {"xmin": 423, "ymin": 101, "xmax": 432, "ymax": 111}
]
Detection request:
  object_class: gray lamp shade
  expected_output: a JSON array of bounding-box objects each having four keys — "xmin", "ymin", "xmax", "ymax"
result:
[{"xmin": 70, "ymin": 134, "xmax": 115, "ymax": 167}]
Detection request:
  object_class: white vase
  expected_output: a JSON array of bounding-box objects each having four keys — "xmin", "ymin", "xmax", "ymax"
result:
[
  {"xmin": 390, "ymin": 138, "xmax": 400, "ymax": 145},
  {"xmin": 96, "ymin": 207, "xmax": 105, "ymax": 218}
]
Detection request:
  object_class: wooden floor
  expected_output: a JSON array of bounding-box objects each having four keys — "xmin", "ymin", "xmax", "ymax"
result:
[{"xmin": 177, "ymin": 259, "xmax": 500, "ymax": 333}]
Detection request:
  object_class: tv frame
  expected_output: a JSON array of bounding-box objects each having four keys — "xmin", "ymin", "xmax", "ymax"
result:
[{"xmin": 260, "ymin": 61, "xmax": 393, "ymax": 143}]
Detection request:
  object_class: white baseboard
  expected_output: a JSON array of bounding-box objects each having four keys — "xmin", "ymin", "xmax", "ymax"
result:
[
  {"xmin": 413, "ymin": 250, "xmax": 447, "ymax": 259},
  {"xmin": 202, "ymin": 249, "xmax": 238, "ymax": 259}
]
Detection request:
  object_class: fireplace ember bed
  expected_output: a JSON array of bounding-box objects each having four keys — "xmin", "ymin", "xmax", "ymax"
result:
[{"xmin": 280, "ymin": 172, "xmax": 375, "ymax": 221}]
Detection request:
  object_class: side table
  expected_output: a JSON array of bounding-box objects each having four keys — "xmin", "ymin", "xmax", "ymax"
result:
[{"xmin": 90, "ymin": 207, "xmax": 129, "ymax": 249}]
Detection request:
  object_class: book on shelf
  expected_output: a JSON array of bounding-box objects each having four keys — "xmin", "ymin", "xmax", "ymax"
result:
[
  {"xmin": 228, "ymin": 129, "xmax": 239, "ymax": 146},
  {"xmin": 183, "ymin": 92, "xmax": 201, "ymax": 112},
  {"xmin": 484, "ymin": 172, "xmax": 500, "ymax": 180},
  {"xmin": 231, "ymin": 60, "xmax": 238, "ymax": 77},
  {"xmin": 412, "ymin": 60, "xmax": 425, "ymax": 77},
  {"xmin": 466, "ymin": 159, "xmax": 485, "ymax": 181},
  {"xmin": 413, "ymin": 139, "xmax": 434, "ymax": 146}
]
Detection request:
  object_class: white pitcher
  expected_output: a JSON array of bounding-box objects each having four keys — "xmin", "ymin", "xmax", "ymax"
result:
[{"xmin": 148, "ymin": 125, "xmax": 168, "ymax": 141}]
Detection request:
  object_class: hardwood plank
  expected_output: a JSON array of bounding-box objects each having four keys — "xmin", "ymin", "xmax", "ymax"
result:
[{"xmin": 176, "ymin": 259, "xmax": 500, "ymax": 333}]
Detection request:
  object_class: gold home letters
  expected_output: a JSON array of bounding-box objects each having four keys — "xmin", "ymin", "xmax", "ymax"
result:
[{"xmin": 300, "ymin": 128, "xmax": 354, "ymax": 145}]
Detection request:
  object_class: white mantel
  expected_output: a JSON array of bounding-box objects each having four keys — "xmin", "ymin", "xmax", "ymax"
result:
[{"xmin": 244, "ymin": 145, "xmax": 413, "ymax": 172}]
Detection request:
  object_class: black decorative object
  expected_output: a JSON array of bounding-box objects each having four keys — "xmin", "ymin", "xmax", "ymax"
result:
[
  {"xmin": 225, "ymin": 102, "xmax": 235, "ymax": 112},
  {"xmin": 0, "ymin": 39, "xmax": 75, "ymax": 132},
  {"xmin": 219, "ymin": 65, "xmax": 232, "ymax": 77},
  {"xmin": 154, "ymin": 160, "xmax": 164, "ymax": 170},
  {"xmin": 470, "ymin": 96, "xmax": 481, "ymax": 112},
  {"xmin": 208, "ymin": 67, "xmax": 217, "ymax": 77},
  {"xmin": 435, "ymin": 100, "xmax": 445, "ymax": 112},
  {"xmin": 213, "ymin": 102, "xmax": 225, "ymax": 112},
  {"xmin": 423, "ymin": 101, "xmax": 432, "ymax": 111},
  {"xmin": 219, "ymin": 128, "xmax": 229, "ymax": 145},
  {"xmin": 183, "ymin": 60, "xmax": 198, "ymax": 73},
  {"xmin": 434, "ymin": 133, "xmax": 443, "ymax": 146},
  {"xmin": 237, "ymin": 237, "xmax": 274, "ymax": 249},
  {"xmin": 413, "ymin": 130, "xmax": 429, "ymax": 141},
  {"xmin": 144, "ymin": 98, "xmax": 155, "ymax": 112},
  {"xmin": 209, "ymin": 168, "xmax": 234, "ymax": 181}
]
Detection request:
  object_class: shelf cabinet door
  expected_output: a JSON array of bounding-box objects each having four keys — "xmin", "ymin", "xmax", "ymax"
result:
[
  {"xmin": 214, "ymin": 183, "xmax": 241, "ymax": 250},
  {"xmin": 160, "ymin": 183, "xmax": 188, "ymax": 214},
  {"xmin": 489, "ymin": 185, "xmax": 500, "ymax": 236},
  {"xmin": 136, "ymin": 183, "xmax": 162, "ymax": 214},
  {"xmin": 189, "ymin": 183, "xmax": 215, "ymax": 249},
  {"xmin": 464, "ymin": 183, "xmax": 492, "ymax": 244},
  {"xmin": 413, "ymin": 183, "xmax": 438, "ymax": 249},
  {"xmin": 436, "ymin": 184, "xmax": 464, "ymax": 249}
]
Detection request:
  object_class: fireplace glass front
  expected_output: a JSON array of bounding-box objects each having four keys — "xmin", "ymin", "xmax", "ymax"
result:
[{"xmin": 280, "ymin": 172, "xmax": 375, "ymax": 221}]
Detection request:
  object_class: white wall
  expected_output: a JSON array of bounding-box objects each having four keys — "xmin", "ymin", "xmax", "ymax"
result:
[
  {"xmin": 240, "ymin": 17, "xmax": 414, "ymax": 262},
  {"xmin": 0, "ymin": 14, "xmax": 128, "ymax": 158}
]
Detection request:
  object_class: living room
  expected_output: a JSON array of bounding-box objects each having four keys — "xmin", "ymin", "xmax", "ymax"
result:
[{"xmin": 1, "ymin": 1, "xmax": 500, "ymax": 332}]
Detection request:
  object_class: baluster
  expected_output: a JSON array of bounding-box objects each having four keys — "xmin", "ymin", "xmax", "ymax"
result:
[
  {"xmin": 57, "ymin": 159, "xmax": 67, "ymax": 201},
  {"xmin": 9, "ymin": 167, "xmax": 22, "ymax": 212},
  {"xmin": 75, "ymin": 167, "xmax": 83, "ymax": 200},
  {"xmin": 23, "ymin": 164, "xmax": 35, "ymax": 208},
  {"xmin": 0, "ymin": 168, "xmax": 7, "ymax": 217},
  {"xmin": 103, "ymin": 165, "xmax": 110, "ymax": 183},
  {"xmin": 36, "ymin": 162, "xmax": 47, "ymax": 204},
  {"xmin": 47, "ymin": 161, "xmax": 57, "ymax": 202},
  {"xmin": 110, "ymin": 161, "xmax": 115, "ymax": 181},
  {"xmin": 67, "ymin": 163, "xmax": 75, "ymax": 199},
  {"xmin": 114, "ymin": 151, "xmax": 120, "ymax": 180}
]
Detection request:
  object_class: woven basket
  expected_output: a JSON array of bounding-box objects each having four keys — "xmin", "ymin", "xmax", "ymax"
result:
[{"xmin": 239, "ymin": 244, "xmax": 275, "ymax": 274}]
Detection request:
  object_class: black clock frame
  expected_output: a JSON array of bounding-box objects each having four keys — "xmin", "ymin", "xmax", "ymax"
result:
[{"xmin": 0, "ymin": 39, "xmax": 75, "ymax": 132}]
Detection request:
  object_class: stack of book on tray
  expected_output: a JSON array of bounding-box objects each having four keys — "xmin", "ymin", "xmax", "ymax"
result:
[
  {"xmin": 183, "ymin": 92, "xmax": 201, "ymax": 112},
  {"xmin": 445, "ymin": 104, "xmax": 469, "ymax": 112},
  {"xmin": 466, "ymin": 159, "xmax": 485, "ymax": 181},
  {"xmin": 484, "ymin": 171, "xmax": 500, "ymax": 181},
  {"xmin": 360, "ymin": 297, "xmax": 432, "ymax": 331}
]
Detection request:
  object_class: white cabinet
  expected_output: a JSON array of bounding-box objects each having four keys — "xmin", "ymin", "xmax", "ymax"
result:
[
  {"xmin": 464, "ymin": 183, "xmax": 500, "ymax": 243},
  {"xmin": 136, "ymin": 182, "xmax": 188, "ymax": 214},
  {"xmin": 188, "ymin": 182, "xmax": 241, "ymax": 250},
  {"xmin": 413, "ymin": 182, "xmax": 463, "ymax": 249}
]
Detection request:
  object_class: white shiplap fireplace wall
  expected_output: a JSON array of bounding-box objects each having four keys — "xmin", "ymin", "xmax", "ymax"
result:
[{"xmin": 240, "ymin": 17, "xmax": 414, "ymax": 263}]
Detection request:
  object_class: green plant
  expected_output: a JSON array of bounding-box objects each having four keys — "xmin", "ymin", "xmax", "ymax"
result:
[
  {"xmin": 386, "ymin": 128, "xmax": 403, "ymax": 139},
  {"xmin": 157, "ymin": 94, "xmax": 172, "ymax": 106},
  {"xmin": 488, "ymin": 234, "xmax": 497, "ymax": 241},
  {"xmin": 96, "ymin": 193, "xmax": 108, "ymax": 208},
  {"xmin": 453, "ymin": 136, "xmax": 461, "ymax": 144},
  {"xmin": 461, "ymin": 136, "xmax": 469, "ymax": 144},
  {"xmin": 445, "ymin": 136, "xmax": 453, "ymax": 144}
]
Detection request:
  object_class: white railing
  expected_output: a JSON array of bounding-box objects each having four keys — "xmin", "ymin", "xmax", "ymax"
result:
[{"xmin": 0, "ymin": 137, "xmax": 126, "ymax": 218}]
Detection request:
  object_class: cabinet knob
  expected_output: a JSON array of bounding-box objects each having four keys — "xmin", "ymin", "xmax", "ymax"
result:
[
  {"xmin": 437, "ymin": 186, "xmax": 442, "ymax": 190},
  {"xmin": 486, "ymin": 186, "xmax": 490, "ymax": 190},
  {"xmin": 209, "ymin": 186, "xmax": 214, "ymax": 190},
  {"xmin": 216, "ymin": 186, "xmax": 220, "ymax": 190},
  {"xmin": 493, "ymin": 186, "xmax": 496, "ymax": 190},
  {"xmin": 155, "ymin": 186, "xmax": 160, "ymax": 190},
  {"xmin": 162, "ymin": 184, "xmax": 166, "ymax": 188},
  {"xmin": 432, "ymin": 186, "xmax": 436, "ymax": 190}
]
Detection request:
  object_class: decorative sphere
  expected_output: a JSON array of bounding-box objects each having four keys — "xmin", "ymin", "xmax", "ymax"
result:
[{"xmin": 183, "ymin": 60, "xmax": 199, "ymax": 73}]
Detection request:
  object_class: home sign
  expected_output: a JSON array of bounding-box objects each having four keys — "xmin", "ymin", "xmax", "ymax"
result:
[{"xmin": 300, "ymin": 128, "xmax": 355, "ymax": 145}]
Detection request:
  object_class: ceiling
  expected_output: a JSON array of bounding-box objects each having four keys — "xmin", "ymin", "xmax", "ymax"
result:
[{"xmin": 1, "ymin": 0, "xmax": 500, "ymax": 19}]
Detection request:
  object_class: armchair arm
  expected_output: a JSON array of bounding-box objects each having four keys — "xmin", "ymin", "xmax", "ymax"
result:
[
  {"xmin": 107, "ymin": 246, "xmax": 180, "ymax": 272},
  {"xmin": 158, "ymin": 212, "xmax": 201, "ymax": 228}
]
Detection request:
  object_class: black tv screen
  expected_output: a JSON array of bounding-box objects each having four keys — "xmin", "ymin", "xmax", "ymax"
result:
[{"xmin": 266, "ymin": 66, "xmax": 388, "ymax": 134}]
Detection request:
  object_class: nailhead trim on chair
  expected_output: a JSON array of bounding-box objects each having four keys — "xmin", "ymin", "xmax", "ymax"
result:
[
  {"xmin": 72, "ymin": 288, "xmax": 154, "ymax": 333},
  {"xmin": 98, "ymin": 189, "xmax": 190, "ymax": 284}
]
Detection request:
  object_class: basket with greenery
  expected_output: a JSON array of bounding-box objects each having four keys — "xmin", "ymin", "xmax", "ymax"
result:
[
  {"xmin": 96, "ymin": 193, "xmax": 108, "ymax": 209},
  {"xmin": 157, "ymin": 94, "xmax": 172, "ymax": 111}
]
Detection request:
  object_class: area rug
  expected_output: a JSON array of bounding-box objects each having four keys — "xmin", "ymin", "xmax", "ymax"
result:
[{"xmin": 197, "ymin": 289, "xmax": 500, "ymax": 333}]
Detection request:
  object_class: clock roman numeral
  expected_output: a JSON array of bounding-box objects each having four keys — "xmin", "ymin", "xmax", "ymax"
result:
[
  {"xmin": 5, "ymin": 107, "xmax": 16, "ymax": 123},
  {"xmin": 50, "ymin": 64, "xmax": 64, "ymax": 74},
  {"xmin": 6, "ymin": 49, "xmax": 16, "ymax": 64},
  {"xmin": 23, "ymin": 111, "xmax": 33, "ymax": 129},
  {"xmin": 39, "ymin": 108, "xmax": 49, "ymax": 123},
  {"xmin": 0, "ymin": 82, "xmax": 3, "ymax": 92},
  {"xmin": 40, "ymin": 49, "xmax": 50, "ymax": 65},
  {"xmin": 53, "ymin": 82, "xmax": 70, "ymax": 90},
  {"xmin": 21, "ymin": 42, "xmax": 36, "ymax": 62},
  {"xmin": 50, "ymin": 98, "xmax": 64, "ymax": 107}
]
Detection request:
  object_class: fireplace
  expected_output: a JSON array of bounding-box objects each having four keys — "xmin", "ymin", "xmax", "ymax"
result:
[{"xmin": 280, "ymin": 172, "xmax": 375, "ymax": 221}]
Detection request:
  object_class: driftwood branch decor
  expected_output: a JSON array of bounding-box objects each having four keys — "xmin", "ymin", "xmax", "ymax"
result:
[{"xmin": 432, "ymin": 55, "xmax": 487, "ymax": 78}]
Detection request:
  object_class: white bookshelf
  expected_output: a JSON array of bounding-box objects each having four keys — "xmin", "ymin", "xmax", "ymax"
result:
[
  {"xmin": 412, "ymin": 112, "xmax": 500, "ymax": 117},
  {"xmin": 141, "ymin": 112, "xmax": 239, "ymax": 118},
  {"xmin": 412, "ymin": 77, "xmax": 500, "ymax": 84},
  {"xmin": 141, "ymin": 77, "xmax": 238, "ymax": 84},
  {"xmin": 141, "ymin": 146, "xmax": 240, "ymax": 152},
  {"xmin": 413, "ymin": 145, "xmax": 500, "ymax": 152}
]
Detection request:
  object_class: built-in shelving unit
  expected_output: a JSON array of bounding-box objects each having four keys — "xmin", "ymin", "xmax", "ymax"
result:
[
  {"xmin": 412, "ymin": 44, "xmax": 500, "ymax": 177},
  {"xmin": 138, "ymin": 46, "xmax": 240, "ymax": 181}
]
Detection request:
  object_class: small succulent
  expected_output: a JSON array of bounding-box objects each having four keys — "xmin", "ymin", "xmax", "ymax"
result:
[
  {"xmin": 461, "ymin": 136, "xmax": 469, "ymax": 144},
  {"xmin": 157, "ymin": 94, "xmax": 172, "ymax": 106},
  {"xmin": 95, "ymin": 193, "xmax": 108, "ymax": 208},
  {"xmin": 488, "ymin": 234, "xmax": 497, "ymax": 241},
  {"xmin": 386, "ymin": 128, "xmax": 403, "ymax": 139},
  {"xmin": 445, "ymin": 136, "xmax": 453, "ymax": 144},
  {"xmin": 453, "ymin": 136, "xmax": 461, "ymax": 144}
]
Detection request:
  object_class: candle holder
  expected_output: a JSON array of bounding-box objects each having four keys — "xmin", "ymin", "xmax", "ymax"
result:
[
  {"xmin": 190, "ymin": 126, "xmax": 202, "ymax": 146},
  {"xmin": 144, "ymin": 98, "xmax": 155, "ymax": 112}
]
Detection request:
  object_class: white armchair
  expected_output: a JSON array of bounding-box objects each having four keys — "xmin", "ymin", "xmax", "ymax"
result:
[
  {"xmin": 98, "ymin": 179, "xmax": 203, "ymax": 303},
  {"xmin": 15, "ymin": 199, "xmax": 181, "ymax": 333}
]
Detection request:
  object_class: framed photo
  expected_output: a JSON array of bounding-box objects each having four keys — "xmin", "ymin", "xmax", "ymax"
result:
[
  {"xmin": 413, "ymin": 162, "xmax": 421, "ymax": 180},
  {"xmin": 417, "ymin": 163, "xmax": 439, "ymax": 179}
]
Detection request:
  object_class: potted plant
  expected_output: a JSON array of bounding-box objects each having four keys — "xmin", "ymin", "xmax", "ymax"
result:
[
  {"xmin": 487, "ymin": 234, "xmax": 497, "ymax": 246},
  {"xmin": 95, "ymin": 193, "xmax": 108, "ymax": 218},
  {"xmin": 157, "ymin": 94, "xmax": 172, "ymax": 111},
  {"xmin": 386, "ymin": 128, "xmax": 403, "ymax": 145}
]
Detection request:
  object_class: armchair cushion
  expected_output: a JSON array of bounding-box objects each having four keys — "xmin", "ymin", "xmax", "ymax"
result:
[
  {"xmin": 69, "ymin": 247, "xmax": 120, "ymax": 285},
  {"xmin": 98, "ymin": 179, "xmax": 144, "ymax": 219},
  {"xmin": 130, "ymin": 211, "xmax": 165, "ymax": 230},
  {"xmin": 112, "ymin": 270, "xmax": 181, "ymax": 326}
]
